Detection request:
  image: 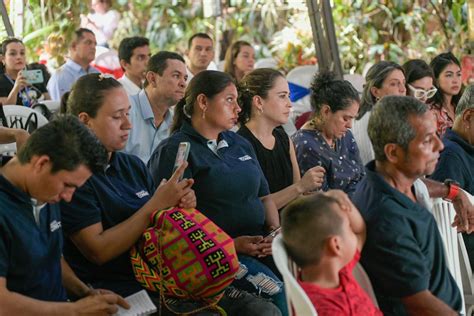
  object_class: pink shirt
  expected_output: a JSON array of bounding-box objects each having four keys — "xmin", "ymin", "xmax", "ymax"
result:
[{"xmin": 299, "ymin": 251, "xmax": 383, "ymax": 316}]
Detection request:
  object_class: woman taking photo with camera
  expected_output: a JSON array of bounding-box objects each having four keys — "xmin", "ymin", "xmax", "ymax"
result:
[{"xmin": 0, "ymin": 38, "xmax": 50, "ymax": 106}]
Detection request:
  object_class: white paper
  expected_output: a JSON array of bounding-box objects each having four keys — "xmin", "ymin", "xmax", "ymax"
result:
[{"xmin": 114, "ymin": 290, "xmax": 157, "ymax": 316}]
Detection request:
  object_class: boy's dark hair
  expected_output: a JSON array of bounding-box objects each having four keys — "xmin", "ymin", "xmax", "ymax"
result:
[
  {"xmin": 118, "ymin": 36, "xmax": 150, "ymax": 65},
  {"xmin": 281, "ymin": 194, "xmax": 343, "ymax": 267},
  {"xmin": 144, "ymin": 51, "xmax": 185, "ymax": 87},
  {"xmin": 17, "ymin": 115, "xmax": 108, "ymax": 173},
  {"xmin": 188, "ymin": 33, "xmax": 213, "ymax": 49}
]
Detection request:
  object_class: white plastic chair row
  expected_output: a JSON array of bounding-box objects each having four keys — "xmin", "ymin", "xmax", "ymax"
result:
[
  {"xmin": 272, "ymin": 234, "xmax": 378, "ymax": 316},
  {"xmin": 430, "ymin": 191, "xmax": 474, "ymax": 315},
  {"xmin": 431, "ymin": 198, "xmax": 466, "ymax": 315},
  {"xmin": 0, "ymin": 105, "xmax": 48, "ymax": 155}
]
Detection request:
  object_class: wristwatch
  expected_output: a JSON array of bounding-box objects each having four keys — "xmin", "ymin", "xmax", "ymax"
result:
[{"xmin": 443, "ymin": 179, "xmax": 461, "ymax": 202}]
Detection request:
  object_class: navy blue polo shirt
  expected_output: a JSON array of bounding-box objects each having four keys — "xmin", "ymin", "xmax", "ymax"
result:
[
  {"xmin": 60, "ymin": 152, "xmax": 155, "ymax": 291},
  {"xmin": 0, "ymin": 175, "xmax": 67, "ymax": 301},
  {"xmin": 431, "ymin": 129, "xmax": 474, "ymax": 195},
  {"xmin": 352, "ymin": 161, "xmax": 462, "ymax": 315},
  {"xmin": 148, "ymin": 121, "xmax": 270, "ymax": 238}
]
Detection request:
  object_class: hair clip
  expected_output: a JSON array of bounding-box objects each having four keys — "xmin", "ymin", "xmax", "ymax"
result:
[{"xmin": 98, "ymin": 73, "xmax": 115, "ymax": 81}]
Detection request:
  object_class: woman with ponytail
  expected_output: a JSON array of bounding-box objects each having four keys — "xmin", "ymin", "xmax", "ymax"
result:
[
  {"xmin": 237, "ymin": 68, "xmax": 324, "ymax": 210},
  {"xmin": 291, "ymin": 72, "xmax": 364, "ymax": 195},
  {"xmin": 149, "ymin": 70, "xmax": 287, "ymax": 316}
]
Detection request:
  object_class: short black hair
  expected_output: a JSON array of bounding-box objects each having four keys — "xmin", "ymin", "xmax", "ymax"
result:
[
  {"xmin": 188, "ymin": 33, "xmax": 213, "ymax": 49},
  {"xmin": 118, "ymin": 36, "xmax": 150, "ymax": 64},
  {"xmin": 144, "ymin": 51, "xmax": 185, "ymax": 87},
  {"xmin": 282, "ymin": 194, "xmax": 343, "ymax": 267},
  {"xmin": 17, "ymin": 115, "xmax": 108, "ymax": 173}
]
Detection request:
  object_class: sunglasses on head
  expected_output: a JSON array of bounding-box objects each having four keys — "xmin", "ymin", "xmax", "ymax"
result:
[{"xmin": 408, "ymin": 84, "xmax": 437, "ymax": 100}]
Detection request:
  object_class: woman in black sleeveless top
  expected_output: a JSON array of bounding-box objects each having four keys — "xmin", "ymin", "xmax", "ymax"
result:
[{"xmin": 237, "ymin": 68, "xmax": 325, "ymax": 210}]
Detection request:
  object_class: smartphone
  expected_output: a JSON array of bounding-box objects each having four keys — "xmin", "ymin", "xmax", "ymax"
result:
[
  {"xmin": 23, "ymin": 69, "xmax": 44, "ymax": 84},
  {"xmin": 260, "ymin": 227, "xmax": 281, "ymax": 243},
  {"xmin": 173, "ymin": 142, "xmax": 190, "ymax": 180}
]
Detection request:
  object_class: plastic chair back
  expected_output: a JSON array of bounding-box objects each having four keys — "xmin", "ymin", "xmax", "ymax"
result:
[
  {"xmin": 255, "ymin": 58, "xmax": 278, "ymax": 69},
  {"xmin": 352, "ymin": 263, "xmax": 379, "ymax": 307},
  {"xmin": 0, "ymin": 105, "xmax": 48, "ymax": 155},
  {"xmin": 431, "ymin": 198, "xmax": 465, "ymax": 315},
  {"xmin": 272, "ymin": 235, "xmax": 318, "ymax": 316}
]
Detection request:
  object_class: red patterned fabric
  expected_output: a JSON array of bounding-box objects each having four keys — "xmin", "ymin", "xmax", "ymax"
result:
[
  {"xmin": 429, "ymin": 103, "xmax": 454, "ymax": 137},
  {"xmin": 298, "ymin": 251, "xmax": 383, "ymax": 316},
  {"xmin": 130, "ymin": 207, "xmax": 238, "ymax": 304}
]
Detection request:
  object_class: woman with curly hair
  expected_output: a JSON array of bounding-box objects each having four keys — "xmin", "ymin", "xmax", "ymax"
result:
[{"xmin": 291, "ymin": 72, "xmax": 364, "ymax": 195}]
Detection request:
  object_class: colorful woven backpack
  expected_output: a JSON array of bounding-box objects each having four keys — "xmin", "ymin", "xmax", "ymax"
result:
[{"xmin": 130, "ymin": 207, "xmax": 239, "ymax": 311}]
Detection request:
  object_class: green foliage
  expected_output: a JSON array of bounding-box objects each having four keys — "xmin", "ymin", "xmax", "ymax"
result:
[
  {"xmin": 332, "ymin": 0, "xmax": 469, "ymax": 73},
  {"xmin": 1, "ymin": 0, "xmax": 470, "ymax": 75}
]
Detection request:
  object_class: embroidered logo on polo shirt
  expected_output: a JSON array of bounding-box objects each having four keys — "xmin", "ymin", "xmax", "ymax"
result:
[
  {"xmin": 136, "ymin": 190, "xmax": 150, "ymax": 198},
  {"xmin": 50, "ymin": 220, "xmax": 61, "ymax": 232},
  {"xmin": 238, "ymin": 155, "xmax": 252, "ymax": 161}
]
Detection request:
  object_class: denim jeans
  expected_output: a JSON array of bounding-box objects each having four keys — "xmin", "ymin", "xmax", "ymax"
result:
[{"xmin": 231, "ymin": 255, "xmax": 288, "ymax": 316}]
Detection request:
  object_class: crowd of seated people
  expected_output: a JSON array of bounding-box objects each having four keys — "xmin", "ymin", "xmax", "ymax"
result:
[{"xmin": 2, "ymin": 24, "xmax": 474, "ymax": 316}]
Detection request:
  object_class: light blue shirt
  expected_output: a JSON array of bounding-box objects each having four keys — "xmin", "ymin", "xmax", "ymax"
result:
[
  {"xmin": 47, "ymin": 59, "xmax": 100, "ymax": 101},
  {"xmin": 124, "ymin": 89, "xmax": 174, "ymax": 163}
]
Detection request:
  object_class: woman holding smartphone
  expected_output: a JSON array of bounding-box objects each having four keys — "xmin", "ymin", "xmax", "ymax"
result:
[
  {"xmin": 149, "ymin": 70, "xmax": 288, "ymax": 315},
  {"xmin": 0, "ymin": 38, "xmax": 50, "ymax": 106},
  {"xmin": 62, "ymin": 73, "xmax": 278, "ymax": 316}
]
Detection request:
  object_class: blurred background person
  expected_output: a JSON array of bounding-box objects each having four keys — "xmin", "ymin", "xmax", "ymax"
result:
[
  {"xmin": 428, "ymin": 52, "xmax": 463, "ymax": 137},
  {"xmin": 224, "ymin": 40, "xmax": 255, "ymax": 82}
]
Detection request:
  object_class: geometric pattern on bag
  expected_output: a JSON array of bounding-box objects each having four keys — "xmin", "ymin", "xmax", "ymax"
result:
[{"xmin": 131, "ymin": 207, "xmax": 239, "ymax": 306}]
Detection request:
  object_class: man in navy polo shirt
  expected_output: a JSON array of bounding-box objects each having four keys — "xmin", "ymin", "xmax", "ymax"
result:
[
  {"xmin": 352, "ymin": 96, "xmax": 472, "ymax": 315},
  {"xmin": 0, "ymin": 116, "xmax": 128, "ymax": 315}
]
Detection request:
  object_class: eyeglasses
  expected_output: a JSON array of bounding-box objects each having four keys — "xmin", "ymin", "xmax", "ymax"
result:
[{"xmin": 408, "ymin": 84, "xmax": 437, "ymax": 100}]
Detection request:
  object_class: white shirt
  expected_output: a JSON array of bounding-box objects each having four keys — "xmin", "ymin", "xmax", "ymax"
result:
[
  {"xmin": 86, "ymin": 10, "xmax": 120, "ymax": 46},
  {"xmin": 352, "ymin": 111, "xmax": 374, "ymax": 165},
  {"xmin": 118, "ymin": 75, "xmax": 141, "ymax": 96}
]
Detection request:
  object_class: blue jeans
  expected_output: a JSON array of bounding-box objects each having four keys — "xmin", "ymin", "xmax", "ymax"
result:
[{"xmin": 232, "ymin": 255, "xmax": 288, "ymax": 316}]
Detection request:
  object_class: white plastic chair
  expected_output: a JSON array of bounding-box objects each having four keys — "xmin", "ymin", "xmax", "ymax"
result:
[
  {"xmin": 286, "ymin": 65, "xmax": 319, "ymax": 126},
  {"xmin": 353, "ymin": 263, "xmax": 379, "ymax": 307},
  {"xmin": 272, "ymin": 235, "xmax": 318, "ymax": 316},
  {"xmin": 0, "ymin": 105, "xmax": 48, "ymax": 155},
  {"xmin": 40, "ymin": 100, "xmax": 60, "ymax": 113},
  {"xmin": 458, "ymin": 191, "xmax": 474, "ymax": 315},
  {"xmin": 255, "ymin": 57, "xmax": 278, "ymax": 69},
  {"xmin": 431, "ymin": 198, "xmax": 466, "ymax": 315}
]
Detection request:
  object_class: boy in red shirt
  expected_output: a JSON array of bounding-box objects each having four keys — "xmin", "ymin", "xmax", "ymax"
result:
[{"xmin": 281, "ymin": 190, "xmax": 382, "ymax": 316}]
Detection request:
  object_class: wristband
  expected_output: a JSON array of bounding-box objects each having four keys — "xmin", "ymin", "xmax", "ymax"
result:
[{"xmin": 444, "ymin": 179, "xmax": 461, "ymax": 202}]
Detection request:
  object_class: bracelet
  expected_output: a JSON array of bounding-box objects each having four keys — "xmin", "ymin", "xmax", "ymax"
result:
[{"xmin": 444, "ymin": 179, "xmax": 461, "ymax": 202}]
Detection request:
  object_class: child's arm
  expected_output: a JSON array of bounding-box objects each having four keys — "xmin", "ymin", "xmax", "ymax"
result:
[{"xmin": 324, "ymin": 190, "xmax": 366, "ymax": 251}]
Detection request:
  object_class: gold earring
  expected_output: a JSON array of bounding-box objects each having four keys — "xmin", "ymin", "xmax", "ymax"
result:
[{"xmin": 202, "ymin": 108, "xmax": 206, "ymax": 120}]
